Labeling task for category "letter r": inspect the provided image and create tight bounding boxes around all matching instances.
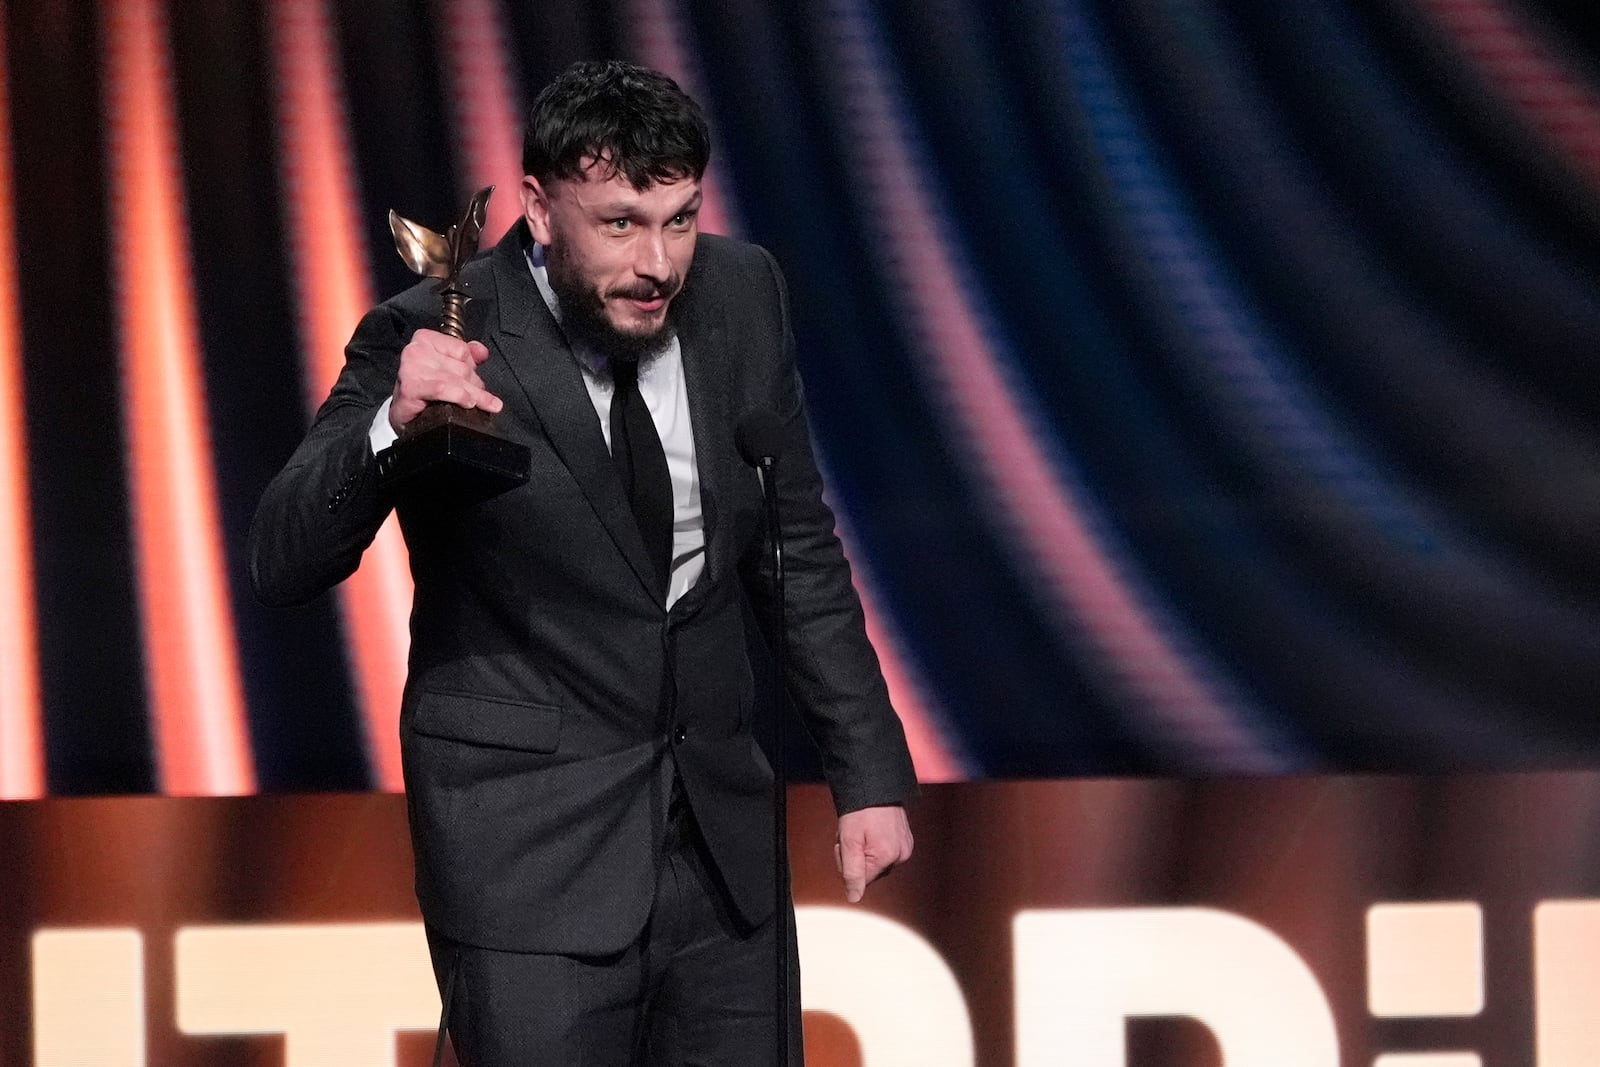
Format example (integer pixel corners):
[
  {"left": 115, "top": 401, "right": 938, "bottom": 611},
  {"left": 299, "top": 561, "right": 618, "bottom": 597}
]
[{"left": 1014, "top": 908, "right": 1339, "bottom": 1067}]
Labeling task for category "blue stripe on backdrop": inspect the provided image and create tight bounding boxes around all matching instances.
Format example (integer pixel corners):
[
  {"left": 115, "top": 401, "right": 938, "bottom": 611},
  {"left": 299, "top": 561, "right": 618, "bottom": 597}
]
[
  {"left": 1136, "top": 0, "right": 1600, "bottom": 751},
  {"left": 681, "top": 0, "right": 1146, "bottom": 775},
  {"left": 820, "top": 0, "right": 1297, "bottom": 770},
  {"left": 1051, "top": 0, "right": 1576, "bottom": 759}
]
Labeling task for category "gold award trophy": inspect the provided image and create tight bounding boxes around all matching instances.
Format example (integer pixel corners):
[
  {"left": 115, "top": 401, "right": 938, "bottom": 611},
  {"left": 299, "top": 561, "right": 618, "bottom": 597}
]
[{"left": 374, "top": 186, "right": 531, "bottom": 499}]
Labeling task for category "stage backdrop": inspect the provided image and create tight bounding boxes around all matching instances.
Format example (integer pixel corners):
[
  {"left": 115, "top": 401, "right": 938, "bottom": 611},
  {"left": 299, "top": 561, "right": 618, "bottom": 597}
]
[{"left": 4, "top": 0, "right": 1600, "bottom": 796}]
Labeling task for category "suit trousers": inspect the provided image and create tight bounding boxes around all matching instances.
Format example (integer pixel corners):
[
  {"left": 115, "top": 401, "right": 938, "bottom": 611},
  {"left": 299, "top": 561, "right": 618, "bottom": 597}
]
[{"left": 426, "top": 806, "right": 804, "bottom": 1066}]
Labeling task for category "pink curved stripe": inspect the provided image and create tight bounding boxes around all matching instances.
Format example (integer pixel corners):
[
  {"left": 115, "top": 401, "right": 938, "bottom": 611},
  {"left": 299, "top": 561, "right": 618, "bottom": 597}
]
[
  {"left": 0, "top": 8, "right": 43, "bottom": 799},
  {"left": 815, "top": 4, "right": 1272, "bottom": 769},
  {"left": 623, "top": 0, "right": 968, "bottom": 780},
  {"left": 620, "top": 0, "right": 738, "bottom": 236},
  {"left": 835, "top": 515, "right": 969, "bottom": 781},
  {"left": 1422, "top": 0, "right": 1600, "bottom": 187},
  {"left": 269, "top": 0, "right": 412, "bottom": 790},
  {"left": 433, "top": 0, "right": 526, "bottom": 242}
]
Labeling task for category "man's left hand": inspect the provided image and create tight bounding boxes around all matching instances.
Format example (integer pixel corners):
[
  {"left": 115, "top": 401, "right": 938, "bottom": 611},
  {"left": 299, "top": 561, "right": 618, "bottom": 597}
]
[{"left": 835, "top": 805, "right": 914, "bottom": 903}]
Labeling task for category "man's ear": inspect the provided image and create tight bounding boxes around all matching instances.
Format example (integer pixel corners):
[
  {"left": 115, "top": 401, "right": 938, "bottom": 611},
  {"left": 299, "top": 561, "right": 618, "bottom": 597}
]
[{"left": 521, "top": 175, "right": 553, "bottom": 245}]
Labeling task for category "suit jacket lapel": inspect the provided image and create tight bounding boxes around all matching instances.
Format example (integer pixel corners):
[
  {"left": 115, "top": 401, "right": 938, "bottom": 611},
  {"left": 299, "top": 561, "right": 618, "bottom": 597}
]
[
  {"left": 485, "top": 225, "right": 662, "bottom": 601},
  {"left": 675, "top": 264, "right": 733, "bottom": 589}
]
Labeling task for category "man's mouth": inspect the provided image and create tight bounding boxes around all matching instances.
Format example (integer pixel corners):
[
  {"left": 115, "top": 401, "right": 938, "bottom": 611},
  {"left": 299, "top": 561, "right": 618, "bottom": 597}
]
[{"left": 610, "top": 281, "right": 677, "bottom": 313}]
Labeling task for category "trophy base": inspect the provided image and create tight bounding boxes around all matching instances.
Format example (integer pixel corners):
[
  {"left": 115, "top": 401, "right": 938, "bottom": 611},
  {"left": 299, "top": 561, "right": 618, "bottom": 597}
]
[{"left": 375, "top": 405, "right": 530, "bottom": 502}]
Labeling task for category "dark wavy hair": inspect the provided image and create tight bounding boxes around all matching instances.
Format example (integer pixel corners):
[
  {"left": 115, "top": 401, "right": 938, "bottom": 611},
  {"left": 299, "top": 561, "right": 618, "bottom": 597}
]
[{"left": 522, "top": 60, "right": 710, "bottom": 189}]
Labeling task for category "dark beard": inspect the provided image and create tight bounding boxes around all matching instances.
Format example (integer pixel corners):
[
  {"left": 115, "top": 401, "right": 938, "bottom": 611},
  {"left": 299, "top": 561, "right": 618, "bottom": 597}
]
[{"left": 546, "top": 241, "right": 681, "bottom": 366}]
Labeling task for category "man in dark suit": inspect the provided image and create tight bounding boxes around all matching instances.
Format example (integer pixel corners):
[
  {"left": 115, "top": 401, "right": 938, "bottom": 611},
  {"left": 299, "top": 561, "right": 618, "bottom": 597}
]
[{"left": 249, "top": 60, "right": 916, "bottom": 1064}]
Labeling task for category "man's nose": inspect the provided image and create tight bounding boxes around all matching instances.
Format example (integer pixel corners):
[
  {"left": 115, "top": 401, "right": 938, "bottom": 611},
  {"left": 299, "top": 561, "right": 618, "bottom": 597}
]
[{"left": 635, "top": 231, "right": 670, "bottom": 282}]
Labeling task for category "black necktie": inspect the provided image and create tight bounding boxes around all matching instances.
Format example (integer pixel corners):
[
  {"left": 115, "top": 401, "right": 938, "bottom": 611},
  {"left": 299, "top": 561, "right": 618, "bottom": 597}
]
[{"left": 609, "top": 358, "right": 674, "bottom": 598}]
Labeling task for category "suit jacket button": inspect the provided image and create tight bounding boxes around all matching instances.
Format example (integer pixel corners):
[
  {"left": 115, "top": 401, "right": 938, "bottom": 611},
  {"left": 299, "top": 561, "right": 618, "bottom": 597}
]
[{"left": 673, "top": 726, "right": 687, "bottom": 744}]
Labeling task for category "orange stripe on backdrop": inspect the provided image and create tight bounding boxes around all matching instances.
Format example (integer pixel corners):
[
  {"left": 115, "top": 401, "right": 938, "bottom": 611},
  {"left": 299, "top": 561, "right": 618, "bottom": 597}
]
[
  {"left": 268, "top": 0, "right": 410, "bottom": 790},
  {"left": 622, "top": 2, "right": 967, "bottom": 779},
  {"left": 102, "top": 0, "right": 255, "bottom": 795},
  {"left": 433, "top": 0, "right": 526, "bottom": 241},
  {"left": 0, "top": 2, "right": 44, "bottom": 800}
]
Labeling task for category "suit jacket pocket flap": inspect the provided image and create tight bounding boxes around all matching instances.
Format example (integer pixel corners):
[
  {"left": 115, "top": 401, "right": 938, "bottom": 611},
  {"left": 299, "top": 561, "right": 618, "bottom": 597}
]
[{"left": 412, "top": 690, "right": 562, "bottom": 752}]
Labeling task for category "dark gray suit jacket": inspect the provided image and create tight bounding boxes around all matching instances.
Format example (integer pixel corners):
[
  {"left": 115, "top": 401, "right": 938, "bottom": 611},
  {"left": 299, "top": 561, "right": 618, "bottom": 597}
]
[{"left": 249, "top": 223, "right": 917, "bottom": 954}]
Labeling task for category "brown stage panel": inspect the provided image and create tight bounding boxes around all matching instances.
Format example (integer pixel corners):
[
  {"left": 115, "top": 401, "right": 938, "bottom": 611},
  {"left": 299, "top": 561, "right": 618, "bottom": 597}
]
[{"left": 5, "top": 776, "right": 1600, "bottom": 1066}]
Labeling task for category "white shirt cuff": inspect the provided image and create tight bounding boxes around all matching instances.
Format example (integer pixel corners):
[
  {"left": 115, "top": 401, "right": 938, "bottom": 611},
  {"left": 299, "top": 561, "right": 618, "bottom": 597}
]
[{"left": 369, "top": 397, "right": 399, "bottom": 454}]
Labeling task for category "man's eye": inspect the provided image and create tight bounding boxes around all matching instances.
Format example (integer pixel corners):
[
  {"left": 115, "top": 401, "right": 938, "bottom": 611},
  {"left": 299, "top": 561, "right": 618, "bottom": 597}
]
[
  {"left": 607, "top": 218, "right": 631, "bottom": 232},
  {"left": 670, "top": 212, "right": 696, "bottom": 229}
]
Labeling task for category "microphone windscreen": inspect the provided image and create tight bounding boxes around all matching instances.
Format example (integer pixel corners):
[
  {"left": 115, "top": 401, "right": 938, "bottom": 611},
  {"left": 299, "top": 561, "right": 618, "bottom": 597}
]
[{"left": 736, "top": 410, "right": 786, "bottom": 467}]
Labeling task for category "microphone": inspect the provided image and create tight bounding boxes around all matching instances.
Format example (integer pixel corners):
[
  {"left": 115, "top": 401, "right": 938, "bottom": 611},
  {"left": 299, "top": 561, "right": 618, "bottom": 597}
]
[
  {"left": 736, "top": 409, "right": 785, "bottom": 612},
  {"left": 736, "top": 410, "right": 786, "bottom": 470},
  {"left": 737, "top": 408, "right": 792, "bottom": 1066}
]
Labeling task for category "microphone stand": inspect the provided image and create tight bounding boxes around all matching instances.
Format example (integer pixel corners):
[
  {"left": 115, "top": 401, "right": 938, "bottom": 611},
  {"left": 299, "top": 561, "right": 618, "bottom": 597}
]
[{"left": 754, "top": 454, "right": 790, "bottom": 1067}]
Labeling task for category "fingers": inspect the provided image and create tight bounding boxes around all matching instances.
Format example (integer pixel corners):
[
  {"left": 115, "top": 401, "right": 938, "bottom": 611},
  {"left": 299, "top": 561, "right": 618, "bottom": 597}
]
[
  {"left": 836, "top": 805, "right": 914, "bottom": 904},
  {"left": 390, "top": 330, "right": 504, "bottom": 430},
  {"left": 840, "top": 833, "right": 869, "bottom": 904}
]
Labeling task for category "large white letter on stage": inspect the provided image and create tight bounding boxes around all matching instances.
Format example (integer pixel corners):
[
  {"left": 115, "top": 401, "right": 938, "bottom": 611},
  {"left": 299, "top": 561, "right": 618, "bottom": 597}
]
[
  {"left": 33, "top": 929, "right": 146, "bottom": 1067},
  {"left": 1535, "top": 900, "right": 1600, "bottom": 1067},
  {"left": 174, "top": 924, "right": 439, "bottom": 1067},
  {"left": 1014, "top": 908, "right": 1339, "bottom": 1067},
  {"left": 797, "top": 906, "right": 975, "bottom": 1067}
]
